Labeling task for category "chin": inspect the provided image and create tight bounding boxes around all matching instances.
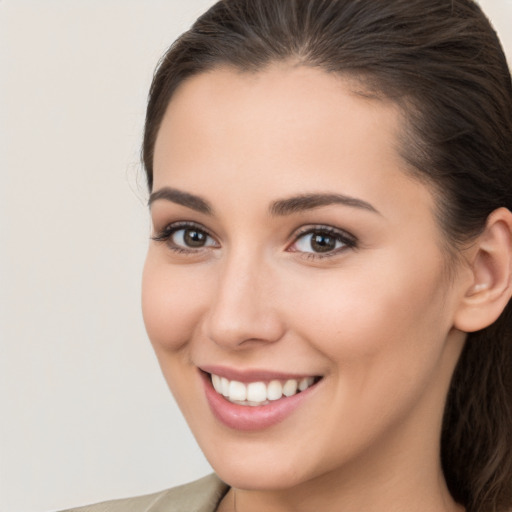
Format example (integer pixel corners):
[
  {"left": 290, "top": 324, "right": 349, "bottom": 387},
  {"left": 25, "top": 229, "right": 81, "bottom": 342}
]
[{"left": 212, "top": 460, "right": 309, "bottom": 491}]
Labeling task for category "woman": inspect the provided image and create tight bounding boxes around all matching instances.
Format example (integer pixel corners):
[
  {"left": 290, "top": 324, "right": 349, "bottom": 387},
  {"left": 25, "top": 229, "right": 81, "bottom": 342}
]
[{"left": 66, "top": 0, "right": 512, "bottom": 511}]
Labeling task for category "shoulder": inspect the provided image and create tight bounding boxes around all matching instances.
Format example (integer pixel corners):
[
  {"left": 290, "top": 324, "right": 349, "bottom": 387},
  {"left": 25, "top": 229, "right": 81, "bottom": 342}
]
[{"left": 59, "top": 474, "right": 229, "bottom": 512}]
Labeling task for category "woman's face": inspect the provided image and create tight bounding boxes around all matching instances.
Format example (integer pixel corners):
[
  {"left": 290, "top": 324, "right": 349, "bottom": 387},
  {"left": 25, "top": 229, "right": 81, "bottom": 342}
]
[{"left": 142, "top": 65, "right": 467, "bottom": 491}]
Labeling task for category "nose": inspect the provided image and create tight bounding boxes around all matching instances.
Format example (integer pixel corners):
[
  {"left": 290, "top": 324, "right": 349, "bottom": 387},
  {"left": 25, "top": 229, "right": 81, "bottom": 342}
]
[{"left": 202, "top": 252, "right": 285, "bottom": 349}]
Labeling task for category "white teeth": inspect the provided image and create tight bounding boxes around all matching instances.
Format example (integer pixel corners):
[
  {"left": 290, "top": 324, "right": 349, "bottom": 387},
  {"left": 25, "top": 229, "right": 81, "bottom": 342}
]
[
  {"left": 247, "top": 382, "right": 267, "bottom": 402},
  {"left": 211, "top": 374, "right": 222, "bottom": 394},
  {"left": 283, "top": 379, "right": 298, "bottom": 397},
  {"left": 267, "top": 380, "right": 283, "bottom": 400},
  {"left": 210, "top": 374, "right": 317, "bottom": 405},
  {"left": 228, "top": 380, "right": 247, "bottom": 401},
  {"left": 221, "top": 377, "right": 230, "bottom": 397},
  {"left": 299, "top": 377, "right": 314, "bottom": 391}
]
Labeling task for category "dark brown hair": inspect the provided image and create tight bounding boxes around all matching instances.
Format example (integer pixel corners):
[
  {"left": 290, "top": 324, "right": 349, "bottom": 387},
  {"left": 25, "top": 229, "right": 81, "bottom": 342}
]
[{"left": 142, "top": 1, "right": 512, "bottom": 510}]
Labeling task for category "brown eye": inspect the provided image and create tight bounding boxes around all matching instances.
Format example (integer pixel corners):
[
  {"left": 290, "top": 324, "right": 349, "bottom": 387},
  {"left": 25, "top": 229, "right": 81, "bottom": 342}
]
[
  {"left": 294, "top": 230, "right": 344, "bottom": 254},
  {"left": 289, "top": 226, "right": 356, "bottom": 257},
  {"left": 309, "top": 233, "right": 338, "bottom": 253},
  {"left": 171, "top": 227, "right": 216, "bottom": 248},
  {"left": 183, "top": 229, "right": 208, "bottom": 247}
]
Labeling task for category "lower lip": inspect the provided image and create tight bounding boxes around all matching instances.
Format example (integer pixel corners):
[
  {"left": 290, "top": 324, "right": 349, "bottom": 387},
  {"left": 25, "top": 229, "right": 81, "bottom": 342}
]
[{"left": 200, "top": 371, "right": 319, "bottom": 431}]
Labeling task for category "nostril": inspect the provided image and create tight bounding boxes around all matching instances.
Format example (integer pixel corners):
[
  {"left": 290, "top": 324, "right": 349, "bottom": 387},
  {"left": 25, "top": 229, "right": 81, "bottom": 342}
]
[{"left": 204, "top": 307, "right": 286, "bottom": 349}]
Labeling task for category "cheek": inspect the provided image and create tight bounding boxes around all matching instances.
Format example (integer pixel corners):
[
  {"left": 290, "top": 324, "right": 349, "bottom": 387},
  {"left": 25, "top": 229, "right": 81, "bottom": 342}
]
[
  {"left": 286, "top": 251, "right": 450, "bottom": 367},
  {"left": 141, "top": 254, "right": 208, "bottom": 352}
]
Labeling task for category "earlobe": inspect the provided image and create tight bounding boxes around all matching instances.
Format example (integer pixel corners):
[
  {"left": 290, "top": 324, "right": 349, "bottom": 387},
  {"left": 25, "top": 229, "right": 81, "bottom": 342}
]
[{"left": 454, "top": 207, "right": 512, "bottom": 333}]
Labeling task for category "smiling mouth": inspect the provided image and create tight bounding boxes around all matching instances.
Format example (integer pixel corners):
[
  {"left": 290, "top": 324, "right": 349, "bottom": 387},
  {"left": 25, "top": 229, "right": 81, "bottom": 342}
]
[{"left": 209, "top": 373, "right": 322, "bottom": 406}]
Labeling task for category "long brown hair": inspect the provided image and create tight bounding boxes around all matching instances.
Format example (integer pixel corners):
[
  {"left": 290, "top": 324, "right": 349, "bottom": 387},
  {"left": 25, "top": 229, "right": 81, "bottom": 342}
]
[{"left": 142, "top": 1, "right": 512, "bottom": 510}]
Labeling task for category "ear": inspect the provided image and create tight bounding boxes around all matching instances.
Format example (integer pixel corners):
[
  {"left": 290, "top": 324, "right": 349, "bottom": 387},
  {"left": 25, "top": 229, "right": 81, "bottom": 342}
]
[{"left": 454, "top": 207, "right": 512, "bottom": 333}]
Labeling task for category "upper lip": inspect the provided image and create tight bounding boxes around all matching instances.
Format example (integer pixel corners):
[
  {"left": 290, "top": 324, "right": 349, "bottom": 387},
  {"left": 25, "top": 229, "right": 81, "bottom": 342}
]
[{"left": 199, "top": 365, "right": 321, "bottom": 383}]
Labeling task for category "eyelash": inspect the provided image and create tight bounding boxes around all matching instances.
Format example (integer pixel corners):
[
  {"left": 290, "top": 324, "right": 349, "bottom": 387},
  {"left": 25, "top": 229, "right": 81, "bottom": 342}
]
[
  {"left": 152, "top": 222, "right": 357, "bottom": 259},
  {"left": 287, "top": 225, "right": 357, "bottom": 260},
  {"left": 151, "top": 221, "right": 218, "bottom": 254}
]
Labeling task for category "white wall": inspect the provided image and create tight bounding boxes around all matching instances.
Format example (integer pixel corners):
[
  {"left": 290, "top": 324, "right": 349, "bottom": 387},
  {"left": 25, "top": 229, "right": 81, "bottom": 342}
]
[
  {"left": 1, "top": 1, "right": 511, "bottom": 511},
  {"left": 0, "top": 2, "right": 216, "bottom": 512}
]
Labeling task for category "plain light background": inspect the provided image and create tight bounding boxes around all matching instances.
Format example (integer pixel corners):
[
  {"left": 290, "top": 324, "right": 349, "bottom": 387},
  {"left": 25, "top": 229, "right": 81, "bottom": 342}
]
[{"left": 1, "top": 1, "right": 511, "bottom": 511}]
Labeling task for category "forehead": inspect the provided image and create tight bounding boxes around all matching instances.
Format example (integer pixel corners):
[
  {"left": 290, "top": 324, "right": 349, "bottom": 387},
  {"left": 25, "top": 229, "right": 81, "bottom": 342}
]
[
  {"left": 152, "top": 64, "right": 433, "bottom": 221},
  {"left": 155, "top": 64, "right": 402, "bottom": 160}
]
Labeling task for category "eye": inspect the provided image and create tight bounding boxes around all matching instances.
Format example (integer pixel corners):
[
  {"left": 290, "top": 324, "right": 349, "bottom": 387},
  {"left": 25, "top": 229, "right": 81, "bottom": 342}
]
[
  {"left": 171, "top": 227, "right": 216, "bottom": 248},
  {"left": 152, "top": 222, "right": 218, "bottom": 252},
  {"left": 288, "top": 226, "right": 356, "bottom": 257}
]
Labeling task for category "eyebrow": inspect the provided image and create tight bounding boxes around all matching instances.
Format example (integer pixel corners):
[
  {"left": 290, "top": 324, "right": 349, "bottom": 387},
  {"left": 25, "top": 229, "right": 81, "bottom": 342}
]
[
  {"left": 269, "top": 193, "right": 380, "bottom": 216},
  {"left": 148, "top": 187, "right": 379, "bottom": 217},
  {"left": 148, "top": 187, "right": 213, "bottom": 215}
]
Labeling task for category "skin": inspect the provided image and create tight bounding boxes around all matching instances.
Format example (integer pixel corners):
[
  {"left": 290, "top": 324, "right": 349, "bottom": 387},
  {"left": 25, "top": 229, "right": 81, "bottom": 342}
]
[{"left": 142, "top": 64, "right": 472, "bottom": 512}]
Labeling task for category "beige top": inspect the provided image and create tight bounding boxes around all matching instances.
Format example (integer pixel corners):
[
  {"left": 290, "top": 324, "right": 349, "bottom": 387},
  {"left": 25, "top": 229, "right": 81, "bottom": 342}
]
[{"left": 60, "top": 474, "right": 229, "bottom": 512}]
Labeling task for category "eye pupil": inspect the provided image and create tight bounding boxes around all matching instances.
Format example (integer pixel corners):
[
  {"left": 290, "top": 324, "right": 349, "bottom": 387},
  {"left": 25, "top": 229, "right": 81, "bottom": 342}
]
[
  {"left": 311, "top": 233, "right": 336, "bottom": 253},
  {"left": 184, "top": 229, "right": 207, "bottom": 247}
]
